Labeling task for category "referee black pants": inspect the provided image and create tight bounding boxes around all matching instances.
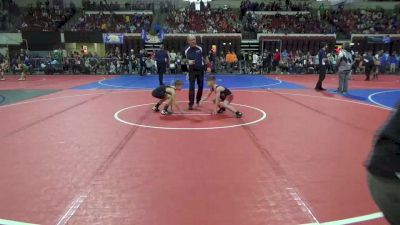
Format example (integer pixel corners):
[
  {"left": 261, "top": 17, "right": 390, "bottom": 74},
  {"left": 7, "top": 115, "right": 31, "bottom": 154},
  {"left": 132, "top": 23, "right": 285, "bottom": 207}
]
[
  {"left": 139, "top": 63, "right": 145, "bottom": 76},
  {"left": 188, "top": 70, "right": 204, "bottom": 107},
  {"left": 365, "top": 66, "right": 372, "bottom": 81},
  {"left": 315, "top": 65, "right": 326, "bottom": 90},
  {"left": 157, "top": 64, "right": 166, "bottom": 85}
]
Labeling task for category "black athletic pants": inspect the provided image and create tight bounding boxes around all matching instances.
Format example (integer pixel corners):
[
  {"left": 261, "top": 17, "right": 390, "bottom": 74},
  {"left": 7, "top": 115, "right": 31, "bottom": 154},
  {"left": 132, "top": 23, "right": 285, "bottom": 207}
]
[
  {"left": 365, "top": 65, "right": 372, "bottom": 81},
  {"left": 315, "top": 65, "right": 326, "bottom": 90},
  {"left": 139, "top": 63, "right": 145, "bottom": 76},
  {"left": 188, "top": 69, "right": 204, "bottom": 107},
  {"left": 157, "top": 64, "right": 166, "bottom": 85}
]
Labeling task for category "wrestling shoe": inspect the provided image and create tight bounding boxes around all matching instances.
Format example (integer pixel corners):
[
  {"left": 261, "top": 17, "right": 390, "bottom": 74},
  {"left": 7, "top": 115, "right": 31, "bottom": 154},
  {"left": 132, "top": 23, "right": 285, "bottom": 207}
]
[
  {"left": 235, "top": 111, "right": 243, "bottom": 118},
  {"left": 161, "top": 109, "right": 172, "bottom": 115},
  {"left": 152, "top": 106, "right": 160, "bottom": 112},
  {"left": 217, "top": 108, "right": 226, "bottom": 114}
]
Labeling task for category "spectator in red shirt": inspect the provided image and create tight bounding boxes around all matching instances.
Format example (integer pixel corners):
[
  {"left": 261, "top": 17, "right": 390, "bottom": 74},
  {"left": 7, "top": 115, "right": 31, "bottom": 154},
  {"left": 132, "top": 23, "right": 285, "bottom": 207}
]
[{"left": 272, "top": 49, "right": 281, "bottom": 73}]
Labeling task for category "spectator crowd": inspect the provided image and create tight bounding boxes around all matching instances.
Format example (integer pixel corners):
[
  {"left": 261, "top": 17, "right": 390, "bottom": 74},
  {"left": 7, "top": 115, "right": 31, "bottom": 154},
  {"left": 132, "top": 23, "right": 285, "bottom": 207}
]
[
  {"left": 323, "top": 7, "right": 400, "bottom": 37},
  {"left": 82, "top": 0, "right": 154, "bottom": 11},
  {"left": 2, "top": 46, "right": 399, "bottom": 77},
  {"left": 2, "top": 0, "right": 400, "bottom": 77},
  {"left": 7, "top": 0, "right": 399, "bottom": 36},
  {"left": 164, "top": 3, "right": 241, "bottom": 33},
  {"left": 0, "top": 0, "right": 19, "bottom": 31},
  {"left": 70, "top": 13, "right": 152, "bottom": 33},
  {"left": 243, "top": 13, "right": 335, "bottom": 34},
  {"left": 19, "top": 0, "right": 75, "bottom": 31},
  {"left": 240, "top": 0, "right": 311, "bottom": 19}
]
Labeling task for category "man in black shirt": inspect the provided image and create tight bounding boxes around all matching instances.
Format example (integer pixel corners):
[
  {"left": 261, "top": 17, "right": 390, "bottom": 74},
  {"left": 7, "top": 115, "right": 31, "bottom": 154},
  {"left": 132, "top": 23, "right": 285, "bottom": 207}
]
[
  {"left": 364, "top": 51, "right": 374, "bottom": 81},
  {"left": 366, "top": 104, "right": 400, "bottom": 224},
  {"left": 0, "top": 52, "right": 6, "bottom": 81},
  {"left": 184, "top": 34, "right": 206, "bottom": 110},
  {"left": 155, "top": 45, "right": 169, "bottom": 86},
  {"left": 138, "top": 49, "right": 146, "bottom": 76},
  {"left": 129, "top": 49, "right": 136, "bottom": 74},
  {"left": 123, "top": 53, "right": 129, "bottom": 74},
  {"left": 208, "top": 49, "right": 217, "bottom": 73},
  {"left": 315, "top": 43, "right": 328, "bottom": 91},
  {"left": 262, "top": 51, "right": 272, "bottom": 74}
]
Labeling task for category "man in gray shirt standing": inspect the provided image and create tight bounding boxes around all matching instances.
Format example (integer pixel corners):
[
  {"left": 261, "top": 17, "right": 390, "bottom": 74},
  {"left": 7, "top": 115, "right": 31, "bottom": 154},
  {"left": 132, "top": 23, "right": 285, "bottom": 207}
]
[{"left": 336, "top": 43, "right": 353, "bottom": 94}]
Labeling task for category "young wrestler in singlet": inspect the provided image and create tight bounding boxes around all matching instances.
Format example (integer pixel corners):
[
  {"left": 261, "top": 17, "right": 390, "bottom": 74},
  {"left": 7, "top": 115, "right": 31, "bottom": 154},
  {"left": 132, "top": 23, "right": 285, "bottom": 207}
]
[
  {"left": 151, "top": 80, "right": 184, "bottom": 115},
  {"left": 201, "top": 76, "right": 243, "bottom": 118}
]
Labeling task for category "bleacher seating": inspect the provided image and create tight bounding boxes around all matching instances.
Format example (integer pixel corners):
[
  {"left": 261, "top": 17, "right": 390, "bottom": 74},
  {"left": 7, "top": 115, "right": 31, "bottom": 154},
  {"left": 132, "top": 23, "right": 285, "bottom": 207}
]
[
  {"left": 70, "top": 13, "right": 152, "bottom": 33},
  {"left": 19, "top": 4, "right": 75, "bottom": 31},
  {"left": 243, "top": 12, "right": 335, "bottom": 34},
  {"left": 164, "top": 6, "right": 241, "bottom": 33},
  {"left": 323, "top": 8, "right": 400, "bottom": 36}
]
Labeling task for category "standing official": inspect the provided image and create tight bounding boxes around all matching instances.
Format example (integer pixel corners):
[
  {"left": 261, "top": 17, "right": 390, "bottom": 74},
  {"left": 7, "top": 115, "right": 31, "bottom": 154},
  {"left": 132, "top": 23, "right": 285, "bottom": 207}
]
[
  {"left": 184, "top": 34, "right": 205, "bottom": 110},
  {"left": 364, "top": 51, "right": 374, "bottom": 81},
  {"left": 138, "top": 49, "right": 146, "bottom": 76},
  {"left": 336, "top": 43, "right": 353, "bottom": 94},
  {"left": 155, "top": 45, "right": 169, "bottom": 85},
  {"left": 315, "top": 43, "right": 328, "bottom": 91},
  {"left": 208, "top": 49, "right": 217, "bottom": 73},
  {"left": 129, "top": 49, "right": 137, "bottom": 74},
  {"left": 0, "top": 52, "right": 6, "bottom": 81}
]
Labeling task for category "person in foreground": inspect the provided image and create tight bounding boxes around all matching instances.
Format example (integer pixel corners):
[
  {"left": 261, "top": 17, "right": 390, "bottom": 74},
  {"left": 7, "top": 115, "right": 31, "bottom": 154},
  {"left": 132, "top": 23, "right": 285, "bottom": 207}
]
[
  {"left": 365, "top": 104, "right": 400, "bottom": 225},
  {"left": 201, "top": 76, "right": 243, "bottom": 118},
  {"left": 151, "top": 80, "right": 184, "bottom": 115}
]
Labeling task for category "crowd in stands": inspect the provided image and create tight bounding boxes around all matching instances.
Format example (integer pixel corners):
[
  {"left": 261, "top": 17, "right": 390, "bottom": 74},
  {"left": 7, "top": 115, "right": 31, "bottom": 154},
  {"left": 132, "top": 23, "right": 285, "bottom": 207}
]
[
  {"left": 19, "top": 1, "right": 75, "bottom": 31},
  {"left": 209, "top": 49, "right": 322, "bottom": 74},
  {"left": 0, "top": 10, "right": 8, "bottom": 30},
  {"left": 1, "top": 46, "right": 183, "bottom": 75},
  {"left": 82, "top": 0, "right": 154, "bottom": 11},
  {"left": 165, "top": 3, "right": 241, "bottom": 33},
  {"left": 70, "top": 13, "right": 152, "bottom": 33},
  {"left": 161, "top": 0, "right": 397, "bottom": 35},
  {"left": 243, "top": 12, "right": 335, "bottom": 34},
  {"left": 256, "top": 49, "right": 399, "bottom": 75},
  {"left": 205, "top": 48, "right": 400, "bottom": 76},
  {"left": 240, "top": 0, "right": 311, "bottom": 19},
  {"left": 7, "top": 0, "right": 398, "bottom": 36},
  {"left": 3, "top": 45, "right": 399, "bottom": 76},
  {"left": 0, "top": 0, "right": 19, "bottom": 31},
  {"left": 323, "top": 8, "right": 400, "bottom": 36}
]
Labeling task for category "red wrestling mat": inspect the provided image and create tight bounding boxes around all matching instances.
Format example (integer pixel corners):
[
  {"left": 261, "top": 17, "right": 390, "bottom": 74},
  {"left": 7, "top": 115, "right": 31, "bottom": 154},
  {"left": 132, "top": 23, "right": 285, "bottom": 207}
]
[
  {"left": 0, "top": 88, "right": 390, "bottom": 225},
  {"left": 115, "top": 101, "right": 265, "bottom": 130}
]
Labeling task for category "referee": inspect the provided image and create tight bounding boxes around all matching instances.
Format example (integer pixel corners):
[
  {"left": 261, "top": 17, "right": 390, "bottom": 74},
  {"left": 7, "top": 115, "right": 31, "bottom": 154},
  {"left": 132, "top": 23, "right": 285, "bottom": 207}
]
[
  {"left": 315, "top": 43, "right": 328, "bottom": 91},
  {"left": 184, "top": 34, "right": 205, "bottom": 110},
  {"left": 155, "top": 45, "right": 169, "bottom": 85}
]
